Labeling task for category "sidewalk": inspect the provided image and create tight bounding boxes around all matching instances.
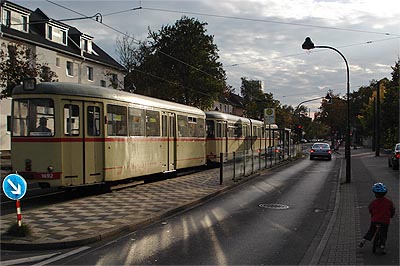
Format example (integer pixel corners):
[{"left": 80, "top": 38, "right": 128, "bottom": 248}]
[
  {"left": 313, "top": 147, "right": 399, "bottom": 265},
  {"left": 0, "top": 165, "right": 266, "bottom": 250}
]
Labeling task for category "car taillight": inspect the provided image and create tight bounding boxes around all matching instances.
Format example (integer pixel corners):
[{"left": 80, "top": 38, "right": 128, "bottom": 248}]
[
  {"left": 310, "top": 149, "right": 315, "bottom": 153},
  {"left": 328, "top": 150, "right": 332, "bottom": 154},
  {"left": 396, "top": 153, "right": 400, "bottom": 159}
]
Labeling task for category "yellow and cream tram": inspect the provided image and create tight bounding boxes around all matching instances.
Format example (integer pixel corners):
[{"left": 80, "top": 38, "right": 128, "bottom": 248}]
[
  {"left": 205, "top": 111, "right": 278, "bottom": 163},
  {"left": 11, "top": 81, "right": 206, "bottom": 188}
]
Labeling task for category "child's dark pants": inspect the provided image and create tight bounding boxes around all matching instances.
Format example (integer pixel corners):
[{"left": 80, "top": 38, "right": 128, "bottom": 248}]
[{"left": 363, "top": 222, "right": 389, "bottom": 245}]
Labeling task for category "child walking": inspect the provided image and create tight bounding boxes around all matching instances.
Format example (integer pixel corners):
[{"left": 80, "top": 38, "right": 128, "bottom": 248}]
[{"left": 359, "top": 182, "right": 395, "bottom": 253}]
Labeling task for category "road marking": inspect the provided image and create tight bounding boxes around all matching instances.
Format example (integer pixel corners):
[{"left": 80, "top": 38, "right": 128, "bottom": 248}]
[
  {"left": 32, "top": 246, "right": 90, "bottom": 266},
  {"left": 2, "top": 252, "right": 61, "bottom": 266}
]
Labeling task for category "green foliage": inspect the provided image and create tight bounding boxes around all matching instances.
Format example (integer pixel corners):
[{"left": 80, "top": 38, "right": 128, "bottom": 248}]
[
  {"left": 5, "top": 222, "right": 32, "bottom": 237},
  {"left": 121, "top": 16, "right": 227, "bottom": 109},
  {"left": 0, "top": 42, "right": 57, "bottom": 99}
]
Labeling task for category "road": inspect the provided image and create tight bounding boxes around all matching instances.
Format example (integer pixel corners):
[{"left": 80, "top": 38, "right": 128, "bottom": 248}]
[
  {"left": 2, "top": 148, "right": 398, "bottom": 265},
  {"left": 40, "top": 154, "right": 338, "bottom": 265}
]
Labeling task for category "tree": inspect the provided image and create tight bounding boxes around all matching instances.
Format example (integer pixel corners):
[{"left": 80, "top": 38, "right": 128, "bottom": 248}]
[
  {"left": 0, "top": 42, "right": 57, "bottom": 99},
  {"left": 240, "top": 78, "right": 265, "bottom": 119},
  {"left": 381, "top": 60, "right": 399, "bottom": 146},
  {"left": 120, "top": 16, "right": 227, "bottom": 109}
]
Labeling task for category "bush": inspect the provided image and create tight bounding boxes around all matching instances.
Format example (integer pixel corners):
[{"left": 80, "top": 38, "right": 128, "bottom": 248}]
[{"left": 5, "top": 222, "right": 31, "bottom": 237}]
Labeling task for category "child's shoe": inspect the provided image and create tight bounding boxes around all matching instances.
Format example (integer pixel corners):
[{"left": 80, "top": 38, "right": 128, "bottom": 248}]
[{"left": 358, "top": 239, "right": 366, "bottom": 248}]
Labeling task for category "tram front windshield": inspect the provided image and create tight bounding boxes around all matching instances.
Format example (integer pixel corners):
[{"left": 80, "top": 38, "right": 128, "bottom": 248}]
[{"left": 13, "top": 99, "right": 55, "bottom": 137}]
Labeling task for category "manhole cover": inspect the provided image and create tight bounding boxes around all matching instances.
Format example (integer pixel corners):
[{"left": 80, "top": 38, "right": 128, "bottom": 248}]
[{"left": 259, "top": 203, "right": 289, "bottom": 210}]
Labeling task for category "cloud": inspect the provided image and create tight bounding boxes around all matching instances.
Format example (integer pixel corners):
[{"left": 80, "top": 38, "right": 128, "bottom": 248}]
[{"left": 14, "top": 0, "right": 400, "bottom": 111}]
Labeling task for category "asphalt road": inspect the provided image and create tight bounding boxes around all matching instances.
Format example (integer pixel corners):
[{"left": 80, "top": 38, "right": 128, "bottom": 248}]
[{"left": 46, "top": 155, "right": 339, "bottom": 265}]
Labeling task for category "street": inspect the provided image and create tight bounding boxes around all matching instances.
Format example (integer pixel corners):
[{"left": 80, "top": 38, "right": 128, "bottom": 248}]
[
  {"left": 30, "top": 153, "right": 339, "bottom": 265},
  {"left": 1, "top": 148, "right": 398, "bottom": 265}
]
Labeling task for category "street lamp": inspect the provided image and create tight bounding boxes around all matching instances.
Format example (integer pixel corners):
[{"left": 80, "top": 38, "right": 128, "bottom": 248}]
[{"left": 302, "top": 37, "right": 351, "bottom": 183}]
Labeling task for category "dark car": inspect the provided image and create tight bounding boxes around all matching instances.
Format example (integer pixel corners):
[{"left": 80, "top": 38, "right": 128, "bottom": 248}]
[
  {"left": 310, "top": 142, "right": 332, "bottom": 160},
  {"left": 388, "top": 143, "right": 400, "bottom": 170}
]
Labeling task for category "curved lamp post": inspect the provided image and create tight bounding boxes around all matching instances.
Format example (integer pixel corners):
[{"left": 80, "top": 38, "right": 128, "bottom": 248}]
[{"left": 302, "top": 37, "right": 351, "bottom": 183}]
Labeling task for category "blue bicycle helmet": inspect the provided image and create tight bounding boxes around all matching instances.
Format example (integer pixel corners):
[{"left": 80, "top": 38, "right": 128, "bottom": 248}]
[{"left": 372, "top": 182, "right": 387, "bottom": 193}]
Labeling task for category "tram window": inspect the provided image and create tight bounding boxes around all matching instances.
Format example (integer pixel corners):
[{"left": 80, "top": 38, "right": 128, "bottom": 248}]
[
  {"left": 234, "top": 123, "right": 242, "bottom": 137},
  {"left": 227, "top": 124, "right": 235, "bottom": 138},
  {"left": 188, "top": 117, "right": 197, "bottom": 137},
  {"left": 64, "top": 104, "right": 80, "bottom": 136},
  {"left": 162, "top": 115, "right": 168, "bottom": 137},
  {"left": 177, "top": 115, "right": 188, "bottom": 137},
  {"left": 107, "top": 105, "right": 127, "bottom": 136},
  {"left": 87, "top": 106, "right": 100, "bottom": 136},
  {"left": 12, "top": 99, "right": 54, "bottom": 137},
  {"left": 129, "top": 107, "right": 145, "bottom": 136},
  {"left": 145, "top": 110, "right": 160, "bottom": 137},
  {"left": 216, "top": 123, "right": 222, "bottom": 138},
  {"left": 197, "top": 118, "right": 205, "bottom": 138},
  {"left": 206, "top": 120, "right": 215, "bottom": 138}
]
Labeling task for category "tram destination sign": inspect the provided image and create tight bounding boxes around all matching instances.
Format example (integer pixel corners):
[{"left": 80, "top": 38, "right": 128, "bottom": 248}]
[{"left": 2, "top": 173, "right": 27, "bottom": 200}]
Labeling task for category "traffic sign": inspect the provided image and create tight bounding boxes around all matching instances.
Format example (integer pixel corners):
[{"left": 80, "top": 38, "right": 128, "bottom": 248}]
[
  {"left": 264, "top": 108, "right": 275, "bottom": 124},
  {"left": 2, "top": 174, "right": 27, "bottom": 200}
]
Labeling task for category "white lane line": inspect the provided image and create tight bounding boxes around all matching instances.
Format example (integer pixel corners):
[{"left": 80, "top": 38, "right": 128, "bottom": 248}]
[
  {"left": 2, "top": 252, "right": 61, "bottom": 266},
  {"left": 32, "top": 246, "right": 91, "bottom": 266}
]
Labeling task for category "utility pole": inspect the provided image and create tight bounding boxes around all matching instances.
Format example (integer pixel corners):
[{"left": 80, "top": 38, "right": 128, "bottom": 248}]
[{"left": 375, "top": 81, "right": 381, "bottom": 156}]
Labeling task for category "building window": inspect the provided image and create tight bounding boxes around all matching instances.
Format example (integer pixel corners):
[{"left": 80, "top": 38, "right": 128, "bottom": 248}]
[
  {"left": 47, "top": 25, "right": 52, "bottom": 40},
  {"left": 66, "top": 61, "right": 74, "bottom": 76},
  {"left": 83, "top": 39, "right": 88, "bottom": 51},
  {"left": 100, "top": 80, "right": 106, "bottom": 87},
  {"left": 56, "top": 57, "right": 60, "bottom": 67},
  {"left": 3, "top": 10, "right": 11, "bottom": 27},
  {"left": 87, "top": 66, "right": 93, "bottom": 81},
  {"left": 22, "top": 16, "right": 28, "bottom": 32},
  {"left": 62, "top": 31, "right": 67, "bottom": 45},
  {"left": 111, "top": 74, "right": 118, "bottom": 86}
]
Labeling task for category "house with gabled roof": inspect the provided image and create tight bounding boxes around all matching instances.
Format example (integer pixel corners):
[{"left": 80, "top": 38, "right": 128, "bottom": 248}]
[{"left": 0, "top": 0, "right": 126, "bottom": 150}]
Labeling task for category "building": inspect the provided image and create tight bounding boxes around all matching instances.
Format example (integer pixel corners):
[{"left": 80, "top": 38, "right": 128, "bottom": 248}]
[
  {"left": 210, "top": 92, "right": 245, "bottom": 117},
  {"left": 0, "top": 0, "right": 126, "bottom": 150}
]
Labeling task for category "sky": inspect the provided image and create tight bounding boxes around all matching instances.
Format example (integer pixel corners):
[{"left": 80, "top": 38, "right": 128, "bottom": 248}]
[{"left": 14, "top": 0, "right": 400, "bottom": 115}]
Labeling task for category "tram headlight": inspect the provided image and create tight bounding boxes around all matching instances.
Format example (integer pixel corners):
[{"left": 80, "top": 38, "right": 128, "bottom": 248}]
[{"left": 47, "top": 165, "right": 54, "bottom": 172}]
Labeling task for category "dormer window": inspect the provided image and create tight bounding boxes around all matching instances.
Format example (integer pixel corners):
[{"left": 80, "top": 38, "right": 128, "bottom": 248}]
[
  {"left": 45, "top": 21, "right": 69, "bottom": 46},
  {"left": 80, "top": 36, "right": 93, "bottom": 54},
  {"left": 47, "top": 25, "right": 53, "bottom": 40},
  {"left": 3, "top": 10, "right": 11, "bottom": 27},
  {"left": 62, "top": 31, "right": 67, "bottom": 45},
  {"left": 22, "top": 16, "right": 27, "bottom": 32},
  {"left": 1, "top": 3, "right": 31, "bottom": 32}
]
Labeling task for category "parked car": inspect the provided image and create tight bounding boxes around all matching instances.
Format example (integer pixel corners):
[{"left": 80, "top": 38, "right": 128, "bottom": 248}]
[
  {"left": 310, "top": 142, "right": 332, "bottom": 160},
  {"left": 388, "top": 143, "right": 400, "bottom": 170}
]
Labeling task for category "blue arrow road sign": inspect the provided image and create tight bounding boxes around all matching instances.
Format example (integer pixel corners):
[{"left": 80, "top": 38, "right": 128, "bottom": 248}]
[{"left": 2, "top": 174, "right": 27, "bottom": 200}]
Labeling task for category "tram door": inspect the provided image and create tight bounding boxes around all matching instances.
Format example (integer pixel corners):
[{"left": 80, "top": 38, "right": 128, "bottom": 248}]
[
  {"left": 84, "top": 102, "right": 104, "bottom": 184},
  {"left": 162, "top": 112, "right": 176, "bottom": 172},
  {"left": 62, "top": 101, "right": 84, "bottom": 186}
]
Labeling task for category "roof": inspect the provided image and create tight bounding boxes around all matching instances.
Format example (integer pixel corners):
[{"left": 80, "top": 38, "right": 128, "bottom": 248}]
[
  {"left": 12, "top": 82, "right": 205, "bottom": 116},
  {"left": 0, "top": 1, "right": 125, "bottom": 71}
]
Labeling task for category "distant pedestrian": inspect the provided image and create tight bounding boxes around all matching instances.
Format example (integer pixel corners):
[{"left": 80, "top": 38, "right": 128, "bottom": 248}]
[{"left": 359, "top": 182, "right": 395, "bottom": 252}]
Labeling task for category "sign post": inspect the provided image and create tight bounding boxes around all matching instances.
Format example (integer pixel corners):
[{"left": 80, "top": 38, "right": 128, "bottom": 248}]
[{"left": 2, "top": 173, "right": 28, "bottom": 226}]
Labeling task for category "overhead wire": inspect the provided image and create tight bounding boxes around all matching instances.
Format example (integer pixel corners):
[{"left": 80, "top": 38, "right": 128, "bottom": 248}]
[{"left": 41, "top": 0, "right": 398, "bottom": 107}]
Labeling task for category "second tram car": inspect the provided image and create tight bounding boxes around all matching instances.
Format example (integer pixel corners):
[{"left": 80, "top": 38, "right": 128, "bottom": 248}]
[
  {"left": 11, "top": 81, "right": 206, "bottom": 188},
  {"left": 205, "top": 111, "right": 278, "bottom": 163}
]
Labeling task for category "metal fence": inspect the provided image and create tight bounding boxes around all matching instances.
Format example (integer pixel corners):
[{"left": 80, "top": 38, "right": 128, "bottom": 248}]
[{"left": 219, "top": 144, "right": 301, "bottom": 184}]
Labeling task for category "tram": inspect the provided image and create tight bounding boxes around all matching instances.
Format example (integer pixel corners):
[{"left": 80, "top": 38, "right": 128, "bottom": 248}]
[
  {"left": 205, "top": 111, "right": 278, "bottom": 163},
  {"left": 11, "top": 81, "right": 206, "bottom": 188}
]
